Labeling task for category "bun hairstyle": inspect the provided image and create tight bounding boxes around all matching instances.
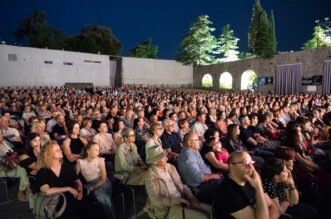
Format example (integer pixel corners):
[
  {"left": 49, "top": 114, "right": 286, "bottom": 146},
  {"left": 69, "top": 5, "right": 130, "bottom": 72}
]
[{"left": 81, "top": 142, "right": 98, "bottom": 158}]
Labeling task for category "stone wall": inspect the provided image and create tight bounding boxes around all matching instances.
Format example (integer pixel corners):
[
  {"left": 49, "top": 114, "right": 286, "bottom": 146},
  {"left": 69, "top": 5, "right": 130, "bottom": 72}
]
[{"left": 193, "top": 47, "right": 331, "bottom": 94}]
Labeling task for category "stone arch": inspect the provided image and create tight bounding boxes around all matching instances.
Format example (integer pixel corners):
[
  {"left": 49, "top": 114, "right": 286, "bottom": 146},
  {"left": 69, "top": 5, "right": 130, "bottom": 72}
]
[
  {"left": 219, "top": 72, "right": 233, "bottom": 89},
  {"left": 241, "top": 70, "right": 257, "bottom": 90},
  {"left": 202, "top": 73, "right": 213, "bottom": 88}
]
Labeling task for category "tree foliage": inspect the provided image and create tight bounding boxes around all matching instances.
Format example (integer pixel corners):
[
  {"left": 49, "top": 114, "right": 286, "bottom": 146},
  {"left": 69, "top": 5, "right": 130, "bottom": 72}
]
[
  {"left": 216, "top": 24, "right": 240, "bottom": 63},
  {"left": 65, "top": 25, "right": 122, "bottom": 56},
  {"left": 248, "top": 0, "right": 277, "bottom": 58},
  {"left": 13, "top": 11, "right": 67, "bottom": 49},
  {"left": 129, "top": 38, "right": 158, "bottom": 58},
  {"left": 301, "top": 25, "right": 331, "bottom": 50},
  {"left": 177, "top": 15, "right": 218, "bottom": 65}
]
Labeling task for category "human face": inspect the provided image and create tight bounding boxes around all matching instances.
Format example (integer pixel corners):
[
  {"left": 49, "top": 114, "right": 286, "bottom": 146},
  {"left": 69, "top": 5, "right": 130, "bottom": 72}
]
[
  {"left": 165, "top": 121, "right": 174, "bottom": 133},
  {"left": 52, "top": 144, "right": 63, "bottom": 159},
  {"left": 126, "top": 131, "right": 136, "bottom": 143},
  {"left": 236, "top": 126, "right": 240, "bottom": 135},
  {"left": 99, "top": 123, "right": 108, "bottom": 133},
  {"left": 154, "top": 125, "right": 163, "bottom": 137},
  {"left": 212, "top": 131, "right": 220, "bottom": 144},
  {"left": 72, "top": 124, "right": 80, "bottom": 135},
  {"left": 87, "top": 144, "right": 100, "bottom": 159},
  {"left": 36, "top": 124, "right": 45, "bottom": 133},
  {"left": 231, "top": 153, "right": 255, "bottom": 180},
  {"left": 0, "top": 130, "right": 3, "bottom": 142},
  {"left": 284, "top": 159, "right": 294, "bottom": 171},
  {"left": 274, "top": 166, "right": 289, "bottom": 183},
  {"left": 31, "top": 136, "right": 41, "bottom": 148},
  {"left": 155, "top": 155, "right": 168, "bottom": 168},
  {"left": 119, "top": 121, "right": 125, "bottom": 130},
  {"left": 189, "top": 134, "right": 200, "bottom": 151}
]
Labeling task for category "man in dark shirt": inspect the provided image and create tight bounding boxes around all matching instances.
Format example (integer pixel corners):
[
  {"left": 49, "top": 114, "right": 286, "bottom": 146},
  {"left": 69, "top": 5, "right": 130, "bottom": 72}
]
[
  {"left": 239, "top": 115, "right": 274, "bottom": 159},
  {"left": 213, "top": 151, "right": 278, "bottom": 219},
  {"left": 160, "top": 119, "right": 182, "bottom": 158}
]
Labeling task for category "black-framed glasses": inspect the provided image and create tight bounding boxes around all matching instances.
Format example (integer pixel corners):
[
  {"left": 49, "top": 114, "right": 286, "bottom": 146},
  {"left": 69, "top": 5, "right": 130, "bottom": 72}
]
[
  {"left": 191, "top": 138, "right": 200, "bottom": 142},
  {"left": 128, "top": 134, "right": 136, "bottom": 137},
  {"left": 232, "top": 160, "right": 255, "bottom": 167}
]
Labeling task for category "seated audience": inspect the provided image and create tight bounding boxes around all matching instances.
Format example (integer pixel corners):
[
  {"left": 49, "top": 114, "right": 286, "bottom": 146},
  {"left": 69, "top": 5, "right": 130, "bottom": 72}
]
[
  {"left": 145, "top": 145, "right": 211, "bottom": 219},
  {"left": 177, "top": 132, "right": 223, "bottom": 203}
]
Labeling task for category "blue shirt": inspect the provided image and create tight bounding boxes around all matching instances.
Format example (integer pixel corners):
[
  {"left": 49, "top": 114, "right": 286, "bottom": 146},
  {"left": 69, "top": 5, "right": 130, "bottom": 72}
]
[
  {"left": 177, "top": 147, "right": 212, "bottom": 187},
  {"left": 160, "top": 131, "right": 182, "bottom": 154}
]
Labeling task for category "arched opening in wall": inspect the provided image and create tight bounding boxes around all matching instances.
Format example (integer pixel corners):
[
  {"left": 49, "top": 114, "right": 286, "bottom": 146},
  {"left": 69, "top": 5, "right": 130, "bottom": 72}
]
[
  {"left": 219, "top": 72, "right": 233, "bottom": 89},
  {"left": 241, "top": 70, "right": 257, "bottom": 90},
  {"left": 202, "top": 73, "right": 213, "bottom": 88}
]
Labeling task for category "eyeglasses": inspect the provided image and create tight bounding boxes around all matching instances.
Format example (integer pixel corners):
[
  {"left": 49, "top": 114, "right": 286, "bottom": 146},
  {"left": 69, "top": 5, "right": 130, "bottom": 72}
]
[
  {"left": 167, "top": 124, "right": 174, "bottom": 127},
  {"left": 157, "top": 128, "right": 163, "bottom": 130},
  {"left": 190, "top": 138, "right": 200, "bottom": 142},
  {"left": 127, "top": 134, "right": 136, "bottom": 137},
  {"left": 232, "top": 160, "right": 255, "bottom": 167}
]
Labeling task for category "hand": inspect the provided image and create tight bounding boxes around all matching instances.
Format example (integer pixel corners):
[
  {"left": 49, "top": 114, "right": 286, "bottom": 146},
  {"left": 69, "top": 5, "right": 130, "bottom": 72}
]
[
  {"left": 243, "top": 168, "right": 262, "bottom": 190},
  {"left": 213, "top": 174, "right": 222, "bottom": 180},
  {"left": 189, "top": 196, "right": 200, "bottom": 207},
  {"left": 285, "top": 170, "right": 295, "bottom": 186},
  {"left": 68, "top": 187, "right": 78, "bottom": 198},
  {"left": 77, "top": 190, "right": 83, "bottom": 200},
  {"left": 75, "top": 180, "right": 83, "bottom": 193},
  {"left": 181, "top": 198, "right": 191, "bottom": 208},
  {"left": 280, "top": 201, "right": 289, "bottom": 210}
]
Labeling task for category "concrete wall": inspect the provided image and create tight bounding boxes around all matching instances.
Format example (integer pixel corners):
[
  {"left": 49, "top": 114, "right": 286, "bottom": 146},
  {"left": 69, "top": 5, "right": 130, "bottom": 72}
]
[
  {"left": 0, "top": 45, "right": 111, "bottom": 87},
  {"left": 194, "top": 47, "right": 331, "bottom": 94},
  {"left": 121, "top": 57, "right": 193, "bottom": 88}
]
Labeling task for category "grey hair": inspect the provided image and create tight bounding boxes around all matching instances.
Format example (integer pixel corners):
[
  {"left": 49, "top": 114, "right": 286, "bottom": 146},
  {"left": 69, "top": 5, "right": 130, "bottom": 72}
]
[
  {"left": 162, "top": 119, "right": 172, "bottom": 127},
  {"left": 121, "top": 127, "right": 134, "bottom": 138}
]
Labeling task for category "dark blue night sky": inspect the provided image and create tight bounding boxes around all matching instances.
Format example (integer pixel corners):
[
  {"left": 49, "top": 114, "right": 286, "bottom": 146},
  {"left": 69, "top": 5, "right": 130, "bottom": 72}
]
[{"left": 0, "top": 0, "right": 330, "bottom": 59}]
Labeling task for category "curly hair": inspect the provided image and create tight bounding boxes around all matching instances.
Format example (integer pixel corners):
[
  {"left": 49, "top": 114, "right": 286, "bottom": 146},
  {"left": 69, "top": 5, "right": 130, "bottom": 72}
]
[{"left": 38, "top": 140, "right": 62, "bottom": 168}]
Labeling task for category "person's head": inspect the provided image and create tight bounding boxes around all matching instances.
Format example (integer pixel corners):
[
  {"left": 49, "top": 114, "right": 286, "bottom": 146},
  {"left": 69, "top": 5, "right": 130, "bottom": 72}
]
[
  {"left": 275, "top": 146, "right": 295, "bottom": 171},
  {"left": 125, "top": 110, "right": 134, "bottom": 120},
  {"left": 146, "top": 145, "right": 168, "bottom": 167},
  {"left": 38, "top": 141, "right": 63, "bottom": 168},
  {"left": 113, "top": 118, "right": 125, "bottom": 133},
  {"left": 122, "top": 128, "right": 135, "bottom": 143},
  {"left": 228, "top": 151, "right": 255, "bottom": 182},
  {"left": 149, "top": 123, "right": 163, "bottom": 137},
  {"left": 31, "top": 120, "right": 46, "bottom": 133},
  {"left": 81, "top": 142, "right": 99, "bottom": 159},
  {"left": 249, "top": 113, "right": 259, "bottom": 126},
  {"left": 149, "top": 114, "right": 158, "bottom": 125},
  {"left": 178, "top": 118, "right": 189, "bottom": 129},
  {"left": 239, "top": 115, "right": 250, "bottom": 126},
  {"left": 183, "top": 132, "right": 200, "bottom": 151},
  {"left": 196, "top": 112, "right": 206, "bottom": 124},
  {"left": 25, "top": 132, "right": 41, "bottom": 155},
  {"left": 162, "top": 119, "right": 174, "bottom": 134},
  {"left": 95, "top": 121, "right": 108, "bottom": 133},
  {"left": 217, "top": 111, "right": 226, "bottom": 121},
  {"left": 55, "top": 114, "right": 65, "bottom": 125},
  {"left": 204, "top": 128, "right": 220, "bottom": 147},
  {"left": 82, "top": 118, "right": 92, "bottom": 129},
  {"left": 67, "top": 120, "right": 80, "bottom": 136},
  {"left": 0, "top": 116, "right": 9, "bottom": 129},
  {"left": 227, "top": 124, "right": 240, "bottom": 141},
  {"left": 169, "top": 112, "right": 178, "bottom": 121},
  {"left": 261, "top": 157, "right": 289, "bottom": 184}
]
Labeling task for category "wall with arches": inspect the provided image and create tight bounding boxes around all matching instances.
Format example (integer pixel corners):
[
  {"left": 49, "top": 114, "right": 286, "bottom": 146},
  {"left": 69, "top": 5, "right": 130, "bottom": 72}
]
[{"left": 193, "top": 47, "right": 331, "bottom": 94}]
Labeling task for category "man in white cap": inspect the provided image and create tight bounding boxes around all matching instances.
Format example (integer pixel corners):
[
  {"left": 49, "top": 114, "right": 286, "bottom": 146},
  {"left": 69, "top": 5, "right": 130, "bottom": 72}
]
[{"left": 144, "top": 145, "right": 210, "bottom": 219}]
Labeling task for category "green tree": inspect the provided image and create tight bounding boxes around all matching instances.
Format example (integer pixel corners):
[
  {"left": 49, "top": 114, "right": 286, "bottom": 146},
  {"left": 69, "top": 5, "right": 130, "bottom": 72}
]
[
  {"left": 29, "top": 23, "right": 67, "bottom": 49},
  {"left": 302, "top": 26, "right": 331, "bottom": 50},
  {"left": 216, "top": 24, "right": 240, "bottom": 63},
  {"left": 13, "top": 11, "right": 46, "bottom": 43},
  {"left": 66, "top": 25, "right": 122, "bottom": 56},
  {"left": 13, "top": 11, "right": 67, "bottom": 49},
  {"left": 248, "top": 0, "right": 277, "bottom": 58},
  {"left": 177, "top": 15, "right": 218, "bottom": 65},
  {"left": 129, "top": 38, "right": 158, "bottom": 58}
]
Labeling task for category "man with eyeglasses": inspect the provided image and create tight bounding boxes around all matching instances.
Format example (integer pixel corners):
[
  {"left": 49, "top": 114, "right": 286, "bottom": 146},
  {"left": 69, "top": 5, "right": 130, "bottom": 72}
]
[
  {"left": 213, "top": 151, "right": 279, "bottom": 219},
  {"left": 177, "top": 132, "right": 223, "bottom": 204},
  {"left": 160, "top": 119, "right": 182, "bottom": 160}
]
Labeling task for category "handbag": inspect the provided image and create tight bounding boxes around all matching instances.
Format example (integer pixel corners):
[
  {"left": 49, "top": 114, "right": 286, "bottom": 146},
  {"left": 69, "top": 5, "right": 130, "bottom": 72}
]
[{"left": 3, "top": 151, "right": 20, "bottom": 170}]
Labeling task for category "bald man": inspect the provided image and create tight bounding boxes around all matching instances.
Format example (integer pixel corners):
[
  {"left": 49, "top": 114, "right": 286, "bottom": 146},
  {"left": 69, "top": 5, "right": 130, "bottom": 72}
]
[{"left": 213, "top": 151, "right": 279, "bottom": 219}]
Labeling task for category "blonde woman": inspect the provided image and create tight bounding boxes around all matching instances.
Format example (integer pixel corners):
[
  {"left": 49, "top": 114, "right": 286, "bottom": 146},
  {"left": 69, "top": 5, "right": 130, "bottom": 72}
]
[
  {"left": 31, "top": 120, "right": 50, "bottom": 147},
  {"left": 37, "top": 141, "right": 100, "bottom": 219}
]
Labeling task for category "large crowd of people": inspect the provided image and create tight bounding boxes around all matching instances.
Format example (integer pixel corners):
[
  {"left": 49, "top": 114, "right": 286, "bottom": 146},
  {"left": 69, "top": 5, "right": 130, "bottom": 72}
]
[{"left": 0, "top": 86, "right": 331, "bottom": 219}]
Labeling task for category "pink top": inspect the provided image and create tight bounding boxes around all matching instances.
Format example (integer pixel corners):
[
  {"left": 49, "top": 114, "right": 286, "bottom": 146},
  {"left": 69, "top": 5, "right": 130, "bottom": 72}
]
[{"left": 215, "top": 148, "right": 229, "bottom": 164}]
